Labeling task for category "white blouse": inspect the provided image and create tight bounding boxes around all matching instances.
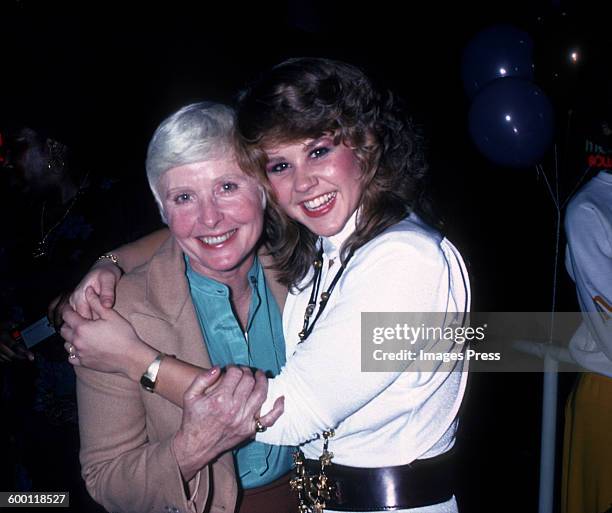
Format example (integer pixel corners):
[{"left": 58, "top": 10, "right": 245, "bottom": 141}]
[{"left": 258, "top": 213, "right": 471, "bottom": 512}]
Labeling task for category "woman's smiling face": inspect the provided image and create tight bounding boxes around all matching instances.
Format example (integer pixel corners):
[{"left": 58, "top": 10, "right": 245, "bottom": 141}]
[
  {"left": 264, "top": 135, "right": 364, "bottom": 237},
  {"left": 159, "top": 156, "right": 264, "bottom": 282}
]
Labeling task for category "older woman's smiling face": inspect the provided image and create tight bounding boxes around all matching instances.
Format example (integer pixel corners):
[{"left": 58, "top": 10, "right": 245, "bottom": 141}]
[{"left": 159, "top": 157, "right": 264, "bottom": 283}]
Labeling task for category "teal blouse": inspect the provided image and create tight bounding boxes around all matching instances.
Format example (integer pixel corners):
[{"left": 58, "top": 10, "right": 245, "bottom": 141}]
[{"left": 185, "top": 256, "right": 293, "bottom": 489}]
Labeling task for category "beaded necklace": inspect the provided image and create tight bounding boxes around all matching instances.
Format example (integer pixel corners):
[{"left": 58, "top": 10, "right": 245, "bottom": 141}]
[
  {"left": 297, "top": 247, "right": 349, "bottom": 343},
  {"left": 290, "top": 244, "right": 353, "bottom": 513}
]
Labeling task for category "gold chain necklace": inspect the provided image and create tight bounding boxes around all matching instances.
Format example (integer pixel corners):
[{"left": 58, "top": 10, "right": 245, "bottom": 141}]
[
  {"left": 32, "top": 174, "right": 89, "bottom": 259},
  {"left": 290, "top": 246, "right": 353, "bottom": 513}
]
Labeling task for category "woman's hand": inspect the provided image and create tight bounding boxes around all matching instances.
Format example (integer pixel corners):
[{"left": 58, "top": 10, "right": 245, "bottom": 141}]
[
  {"left": 61, "top": 287, "right": 157, "bottom": 379},
  {"left": 69, "top": 258, "right": 123, "bottom": 319},
  {"left": 173, "top": 366, "right": 284, "bottom": 482}
]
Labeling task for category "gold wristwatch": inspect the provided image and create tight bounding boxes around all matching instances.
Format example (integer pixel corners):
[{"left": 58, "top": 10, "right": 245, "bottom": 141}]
[{"left": 140, "top": 353, "right": 165, "bottom": 393}]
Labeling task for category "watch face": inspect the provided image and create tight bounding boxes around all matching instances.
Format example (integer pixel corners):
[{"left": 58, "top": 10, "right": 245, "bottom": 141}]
[{"left": 140, "top": 374, "right": 155, "bottom": 392}]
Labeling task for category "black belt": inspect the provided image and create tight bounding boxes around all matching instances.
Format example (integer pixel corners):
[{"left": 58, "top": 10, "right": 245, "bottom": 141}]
[{"left": 304, "top": 450, "right": 456, "bottom": 511}]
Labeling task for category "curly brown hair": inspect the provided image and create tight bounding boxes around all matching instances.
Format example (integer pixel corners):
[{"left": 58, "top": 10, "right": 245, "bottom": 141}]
[{"left": 235, "top": 57, "right": 429, "bottom": 289}]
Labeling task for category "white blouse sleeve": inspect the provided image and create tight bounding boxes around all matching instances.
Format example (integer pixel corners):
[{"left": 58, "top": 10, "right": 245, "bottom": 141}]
[
  {"left": 257, "top": 230, "right": 468, "bottom": 446},
  {"left": 565, "top": 200, "right": 612, "bottom": 363}
]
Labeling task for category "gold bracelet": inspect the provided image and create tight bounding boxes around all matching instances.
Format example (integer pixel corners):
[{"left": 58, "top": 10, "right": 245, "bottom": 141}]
[{"left": 97, "top": 253, "right": 123, "bottom": 273}]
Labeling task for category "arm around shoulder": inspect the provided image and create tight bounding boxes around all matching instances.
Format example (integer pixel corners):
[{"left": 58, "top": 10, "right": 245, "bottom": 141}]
[{"left": 113, "top": 228, "right": 171, "bottom": 274}]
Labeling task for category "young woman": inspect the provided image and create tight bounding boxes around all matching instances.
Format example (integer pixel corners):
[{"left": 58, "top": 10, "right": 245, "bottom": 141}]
[{"left": 63, "top": 58, "right": 470, "bottom": 513}]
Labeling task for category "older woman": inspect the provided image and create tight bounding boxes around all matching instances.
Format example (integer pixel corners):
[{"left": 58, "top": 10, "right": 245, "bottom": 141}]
[
  {"left": 61, "top": 102, "right": 294, "bottom": 513},
  {"left": 64, "top": 58, "right": 470, "bottom": 513}
]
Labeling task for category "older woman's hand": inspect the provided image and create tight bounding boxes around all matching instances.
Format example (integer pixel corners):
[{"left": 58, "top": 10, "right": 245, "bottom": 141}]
[
  {"left": 69, "top": 258, "right": 123, "bottom": 319},
  {"left": 173, "top": 366, "right": 284, "bottom": 482},
  {"left": 61, "top": 287, "right": 158, "bottom": 379}
]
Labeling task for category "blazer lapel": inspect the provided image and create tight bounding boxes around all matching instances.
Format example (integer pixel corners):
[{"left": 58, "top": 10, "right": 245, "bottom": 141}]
[
  {"left": 133, "top": 237, "right": 213, "bottom": 369},
  {"left": 135, "top": 239, "right": 288, "bottom": 368}
]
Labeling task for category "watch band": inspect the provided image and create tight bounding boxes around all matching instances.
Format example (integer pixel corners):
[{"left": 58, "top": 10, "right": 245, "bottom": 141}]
[{"left": 140, "top": 353, "right": 165, "bottom": 393}]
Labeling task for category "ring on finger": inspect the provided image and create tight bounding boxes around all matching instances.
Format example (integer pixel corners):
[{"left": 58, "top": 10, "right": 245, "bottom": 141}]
[{"left": 254, "top": 417, "right": 267, "bottom": 433}]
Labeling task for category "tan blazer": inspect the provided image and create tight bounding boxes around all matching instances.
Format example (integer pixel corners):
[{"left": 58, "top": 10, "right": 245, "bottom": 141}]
[{"left": 76, "top": 236, "right": 287, "bottom": 513}]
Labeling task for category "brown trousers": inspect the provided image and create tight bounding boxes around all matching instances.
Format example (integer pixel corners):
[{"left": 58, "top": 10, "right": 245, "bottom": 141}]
[
  {"left": 237, "top": 472, "right": 299, "bottom": 513},
  {"left": 561, "top": 372, "right": 612, "bottom": 513}
]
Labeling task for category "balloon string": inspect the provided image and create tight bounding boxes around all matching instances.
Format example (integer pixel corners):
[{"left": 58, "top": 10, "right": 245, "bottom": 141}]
[
  {"left": 549, "top": 145, "right": 562, "bottom": 343},
  {"left": 535, "top": 162, "right": 561, "bottom": 344},
  {"left": 536, "top": 164, "right": 559, "bottom": 210},
  {"left": 549, "top": 208, "right": 561, "bottom": 344},
  {"left": 554, "top": 144, "right": 560, "bottom": 207}
]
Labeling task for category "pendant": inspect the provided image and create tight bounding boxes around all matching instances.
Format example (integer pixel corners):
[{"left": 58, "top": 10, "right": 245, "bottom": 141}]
[{"left": 305, "top": 303, "right": 316, "bottom": 318}]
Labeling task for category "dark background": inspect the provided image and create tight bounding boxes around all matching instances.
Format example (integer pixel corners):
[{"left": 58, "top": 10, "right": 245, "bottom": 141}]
[{"left": 2, "top": 0, "right": 610, "bottom": 511}]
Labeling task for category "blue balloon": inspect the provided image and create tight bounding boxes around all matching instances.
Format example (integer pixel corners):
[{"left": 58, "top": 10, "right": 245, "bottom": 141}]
[
  {"left": 468, "top": 78, "right": 554, "bottom": 168},
  {"left": 462, "top": 24, "right": 535, "bottom": 98}
]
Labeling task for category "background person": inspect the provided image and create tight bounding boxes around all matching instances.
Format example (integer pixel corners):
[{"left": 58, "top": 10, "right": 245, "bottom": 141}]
[
  {"left": 0, "top": 124, "right": 159, "bottom": 510},
  {"left": 561, "top": 114, "right": 612, "bottom": 513}
]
